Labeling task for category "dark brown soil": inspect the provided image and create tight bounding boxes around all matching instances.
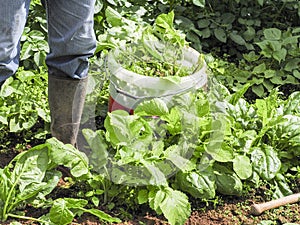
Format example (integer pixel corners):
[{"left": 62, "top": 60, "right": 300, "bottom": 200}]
[
  {"left": 1, "top": 149, "right": 300, "bottom": 225},
  {"left": 72, "top": 195, "right": 300, "bottom": 225}
]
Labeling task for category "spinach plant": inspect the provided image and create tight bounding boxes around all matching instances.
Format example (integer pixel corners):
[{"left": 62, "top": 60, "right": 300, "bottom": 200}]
[
  {"left": 83, "top": 88, "right": 208, "bottom": 224},
  {"left": 0, "top": 138, "right": 120, "bottom": 224},
  {"left": 83, "top": 78, "right": 300, "bottom": 224}
]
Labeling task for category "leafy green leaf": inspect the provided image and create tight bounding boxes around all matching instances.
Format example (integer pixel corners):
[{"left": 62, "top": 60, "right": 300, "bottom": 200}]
[
  {"left": 233, "top": 155, "right": 252, "bottom": 179},
  {"left": 175, "top": 169, "right": 216, "bottom": 199},
  {"left": 165, "top": 152, "right": 195, "bottom": 173},
  {"left": 214, "top": 28, "right": 227, "bottom": 43},
  {"left": 34, "top": 51, "right": 46, "bottom": 67},
  {"left": 143, "top": 162, "right": 168, "bottom": 186},
  {"left": 0, "top": 143, "right": 64, "bottom": 221},
  {"left": 264, "top": 28, "right": 282, "bottom": 40},
  {"left": 243, "top": 26, "right": 256, "bottom": 41},
  {"left": 205, "top": 119, "right": 233, "bottom": 162},
  {"left": 197, "top": 19, "right": 210, "bottom": 28},
  {"left": 192, "top": 0, "right": 205, "bottom": 7},
  {"left": 80, "top": 208, "right": 121, "bottom": 223},
  {"left": 251, "top": 146, "right": 281, "bottom": 181},
  {"left": 135, "top": 98, "right": 169, "bottom": 116},
  {"left": 20, "top": 42, "right": 33, "bottom": 60},
  {"left": 284, "top": 92, "right": 300, "bottom": 114},
  {"left": 273, "top": 48, "right": 287, "bottom": 63},
  {"left": 221, "top": 13, "right": 235, "bottom": 24},
  {"left": 153, "top": 11, "right": 186, "bottom": 47},
  {"left": 264, "top": 70, "right": 276, "bottom": 78},
  {"left": 49, "top": 198, "right": 121, "bottom": 224},
  {"left": 270, "top": 76, "right": 284, "bottom": 85},
  {"left": 272, "top": 174, "right": 293, "bottom": 199},
  {"left": 138, "top": 189, "right": 148, "bottom": 204},
  {"left": 11, "top": 147, "right": 48, "bottom": 192},
  {"left": 284, "top": 59, "right": 300, "bottom": 72},
  {"left": 229, "top": 33, "right": 246, "bottom": 45},
  {"left": 104, "top": 110, "right": 153, "bottom": 148},
  {"left": 47, "top": 139, "right": 89, "bottom": 178},
  {"left": 252, "top": 84, "right": 265, "bottom": 97},
  {"left": 253, "top": 63, "right": 266, "bottom": 74},
  {"left": 82, "top": 129, "right": 108, "bottom": 170},
  {"left": 161, "top": 107, "right": 182, "bottom": 135},
  {"left": 214, "top": 164, "right": 243, "bottom": 196},
  {"left": 229, "top": 83, "right": 251, "bottom": 105},
  {"left": 49, "top": 199, "right": 76, "bottom": 225},
  {"left": 151, "top": 187, "right": 191, "bottom": 225},
  {"left": 257, "top": 0, "right": 264, "bottom": 6},
  {"left": 105, "top": 6, "right": 123, "bottom": 26}
]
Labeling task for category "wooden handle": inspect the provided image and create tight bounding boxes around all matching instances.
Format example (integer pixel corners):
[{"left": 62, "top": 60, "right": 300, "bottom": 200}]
[{"left": 250, "top": 193, "right": 300, "bottom": 216}]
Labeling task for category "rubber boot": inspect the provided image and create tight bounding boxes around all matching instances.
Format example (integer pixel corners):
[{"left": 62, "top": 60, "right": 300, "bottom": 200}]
[{"left": 48, "top": 75, "right": 88, "bottom": 146}]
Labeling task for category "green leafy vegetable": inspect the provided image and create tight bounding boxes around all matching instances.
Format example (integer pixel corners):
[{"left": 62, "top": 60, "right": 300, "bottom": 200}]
[
  {"left": 214, "top": 164, "right": 243, "bottom": 196},
  {"left": 233, "top": 155, "right": 253, "bottom": 180},
  {"left": 149, "top": 187, "right": 191, "bottom": 225},
  {"left": 0, "top": 138, "right": 119, "bottom": 223},
  {"left": 251, "top": 145, "right": 281, "bottom": 181},
  {"left": 49, "top": 198, "right": 121, "bottom": 224},
  {"left": 175, "top": 169, "right": 216, "bottom": 199}
]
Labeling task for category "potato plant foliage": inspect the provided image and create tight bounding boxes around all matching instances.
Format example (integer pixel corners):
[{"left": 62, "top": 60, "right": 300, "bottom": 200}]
[{"left": 0, "top": 1, "right": 299, "bottom": 225}]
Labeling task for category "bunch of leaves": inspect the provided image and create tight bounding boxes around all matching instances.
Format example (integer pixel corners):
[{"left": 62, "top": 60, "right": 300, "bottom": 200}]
[
  {"left": 202, "top": 83, "right": 300, "bottom": 199},
  {"left": 172, "top": 0, "right": 300, "bottom": 59},
  {"left": 96, "top": 0, "right": 189, "bottom": 32},
  {"left": 0, "top": 68, "right": 50, "bottom": 135},
  {"left": 205, "top": 54, "right": 250, "bottom": 94},
  {"left": 0, "top": 1, "right": 49, "bottom": 143},
  {"left": 98, "top": 0, "right": 205, "bottom": 25},
  {"left": 122, "top": 58, "right": 193, "bottom": 77},
  {"left": 0, "top": 138, "right": 120, "bottom": 224},
  {"left": 242, "top": 28, "right": 300, "bottom": 97},
  {"left": 83, "top": 89, "right": 209, "bottom": 224},
  {"left": 20, "top": 29, "right": 49, "bottom": 70},
  {"left": 109, "top": 10, "right": 201, "bottom": 78},
  {"left": 206, "top": 31, "right": 300, "bottom": 100},
  {"left": 13, "top": 1, "right": 300, "bottom": 224},
  {"left": 96, "top": 5, "right": 187, "bottom": 52},
  {"left": 114, "top": 42, "right": 196, "bottom": 77},
  {"left": 81, "top": 82, "right": 236, "bottom": 223},
  {"left": 21, "top": 0, "right": 48, "bottom": 70},
  {"left": 96, "top": 6, "right": 147, "bottom": 53},
  {"left": 82, "top": 77, "right": 300, "bottom": 224}
]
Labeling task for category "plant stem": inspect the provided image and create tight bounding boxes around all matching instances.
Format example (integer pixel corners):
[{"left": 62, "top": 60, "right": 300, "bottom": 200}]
[
  {"left": 7, "top": 213, "right": 48, "bottom": 223},
  {"left": 2, "top": 155, "right": 27, "bottom": 220}
]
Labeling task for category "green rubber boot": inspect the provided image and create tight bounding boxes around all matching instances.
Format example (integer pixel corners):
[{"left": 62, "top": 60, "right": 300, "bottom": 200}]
[{"left": 48, "top": 75, "right": 88, "bottom": 146}]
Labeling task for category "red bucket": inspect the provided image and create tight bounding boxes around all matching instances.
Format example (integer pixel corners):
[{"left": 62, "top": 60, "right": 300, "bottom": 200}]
[{"left": 108, "top": 96, "right": 134, "bottom": 114}]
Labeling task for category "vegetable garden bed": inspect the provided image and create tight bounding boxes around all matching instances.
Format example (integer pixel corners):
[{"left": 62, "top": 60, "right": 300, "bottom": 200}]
[
  {"left": 1, "top": 1, "right": 300, "bottom": 224},
  {"left": 1, "top": 143, "right": 300, "bottom": 225},
  {"left": 0, "top": 76, "right": 299, "bottom": 225}
]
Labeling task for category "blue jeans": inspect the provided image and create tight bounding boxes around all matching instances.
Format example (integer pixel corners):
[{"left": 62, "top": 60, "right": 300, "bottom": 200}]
[{"left": 0, "top": 0, "right": 96, "bottom": 81}]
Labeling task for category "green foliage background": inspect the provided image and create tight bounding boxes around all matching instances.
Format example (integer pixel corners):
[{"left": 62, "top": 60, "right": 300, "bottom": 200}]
[
  {"left": 23, "top": 0, "right": 300, "bottom": 96},
  {"left": 6, "top": 0, "right": 297, "bottom": 137}
]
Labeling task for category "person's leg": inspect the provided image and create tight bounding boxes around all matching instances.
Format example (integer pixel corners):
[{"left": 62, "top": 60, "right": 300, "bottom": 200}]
[
  {"left": 0, "top": 0, "right": 31, "bottom": 84},
  {"left": 45, "top": 0, "right": 96, "bottom": 79},
  {"left": 45, "top": 0, "right": 96, "bottom": 146}
]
